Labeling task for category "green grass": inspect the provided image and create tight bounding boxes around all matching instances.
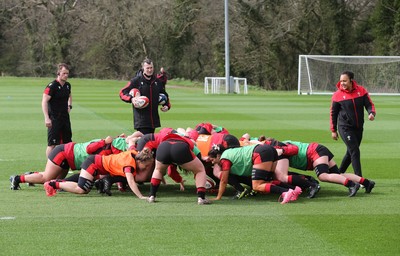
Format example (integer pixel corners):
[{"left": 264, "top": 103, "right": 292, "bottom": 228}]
[{"left": 0, "top": 76, "right": 399, "bottom": 255}]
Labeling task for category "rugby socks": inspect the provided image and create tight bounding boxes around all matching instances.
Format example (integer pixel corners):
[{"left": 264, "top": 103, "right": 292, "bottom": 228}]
[
  {"left": 15, "top": 175, "right": 23, "bottom": 183},
  {"left": 20, "top": 171, "right": 39, "bottom": 183},
  {"left": 150, "top": 178, "right": 162, "bottom": 196},
  {"left": 264, "top": 183, "right": 287, "bottom": 194},
  {"left": 197, "top": 187, "right": 206, "bottom": 199},
  {"left": 359, "top": 177, "right": 371, "bottom": 188},
  {"left": 271, "top": 180, "right": 295, "bottom": 189},
  {"left": 288, "top": 175, "right": 314, "bottom": 189},
  {"left": 343, "top": 179, "right": 355, "bottom": 187}
]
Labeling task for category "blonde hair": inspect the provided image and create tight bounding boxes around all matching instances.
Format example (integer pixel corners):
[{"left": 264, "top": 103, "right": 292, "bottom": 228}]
[
  {"left": 135, "top": 147, "right": 154, "bottom": 162},
  {"left": 57, "top": 63, "right": 70, "bottom": 75}
]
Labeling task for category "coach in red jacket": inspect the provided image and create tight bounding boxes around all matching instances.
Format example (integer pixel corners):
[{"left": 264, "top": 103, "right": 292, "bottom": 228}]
[{"left": 330, "top": 71, "right": 376, "bottom": 177}]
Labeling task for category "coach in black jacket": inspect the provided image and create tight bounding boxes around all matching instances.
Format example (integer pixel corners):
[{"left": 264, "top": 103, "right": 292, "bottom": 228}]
[
  {"left": 330, "top": 71, "right": 376, "bottom": 177},
  {"left": 120, "top": 58, "right": 171, "bottom": 134}
]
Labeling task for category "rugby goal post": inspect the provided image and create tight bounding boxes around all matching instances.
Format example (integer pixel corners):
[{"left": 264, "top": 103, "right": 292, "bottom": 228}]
[
  {"left": 298, "top": 55, "right": 400, "bottom": 95},
  {"left": 204, "top": 77, "right": 248, "bottom": 94}
]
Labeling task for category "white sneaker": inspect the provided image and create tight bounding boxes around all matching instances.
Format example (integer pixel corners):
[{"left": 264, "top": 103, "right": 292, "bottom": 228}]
[
  {"left": 147, "top": 196, "right": 155, "bottom": 203},
  {"left": 198, "top": 197, "right": 211, "bottom": 205}
]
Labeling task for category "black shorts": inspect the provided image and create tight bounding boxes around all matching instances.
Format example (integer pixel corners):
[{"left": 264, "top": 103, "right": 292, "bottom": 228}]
[
  {"left": 156, "top": 140, "right": 195, "bottom": 165},
  {"left": 48, "top": 144, "right": 70, "bottom": 170},
  {"left": 252, "top": 144, "right": 278, "bottom": 164},
  {"left": 47, "top": 116, "right": 72, "bottom": 146},
  {"left": 81, "top": 155, "right": 106, "bottom": 176},
  {"left": 315, "top": 144, "right": 334, "bottom": 162}
]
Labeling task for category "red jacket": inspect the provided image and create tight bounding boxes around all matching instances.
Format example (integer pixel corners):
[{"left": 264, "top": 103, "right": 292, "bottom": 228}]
[{"left": 330, "top": 80, "right": 376, "bottom": 132}]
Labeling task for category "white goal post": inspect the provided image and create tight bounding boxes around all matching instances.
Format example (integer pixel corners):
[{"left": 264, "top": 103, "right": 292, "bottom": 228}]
[
  {"left": 204, "top": 77, "right": 248, "bottom": 94},
  {"left": 298, "top": 55, "right": 400, "bottom": 95}
]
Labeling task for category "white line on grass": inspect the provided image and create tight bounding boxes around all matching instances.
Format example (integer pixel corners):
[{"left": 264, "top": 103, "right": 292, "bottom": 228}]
[{"left": 0, "top": 217, "right": 16, "bottom": 220}]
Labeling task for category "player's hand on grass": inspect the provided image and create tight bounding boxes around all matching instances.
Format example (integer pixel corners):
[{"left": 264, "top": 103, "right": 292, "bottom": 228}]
[{"left": 179, "top": 180, "right": 186, "bottom": 191}]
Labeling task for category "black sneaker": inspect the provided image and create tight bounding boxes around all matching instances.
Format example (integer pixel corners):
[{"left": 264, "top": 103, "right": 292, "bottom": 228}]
[
  {"left": 307, "top": 184, "right": 321, "bottom": 198},
  {"left": 10, "top": 175, "right": 21, "bottom": 190},
  {"left": 348, "top": 183, "right": 360, "bottom": 197},
  {"left": 103, "top": 176, "right": 112, "bottom": 196},
  {"left": 94, "top": 179, "right": 105, "bottom": 194},
  {"left": 365, "top": 180, "right": 375, "bottom": 193}
]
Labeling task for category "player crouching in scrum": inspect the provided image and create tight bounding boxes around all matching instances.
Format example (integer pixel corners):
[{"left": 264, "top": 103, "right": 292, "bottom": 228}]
[{"left": 44, "top": 148, "right": 154, "bottom": 199}]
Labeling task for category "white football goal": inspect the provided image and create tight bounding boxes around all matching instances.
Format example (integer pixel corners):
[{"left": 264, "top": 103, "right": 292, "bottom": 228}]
[
  {"left": 204, "top": 77, "right": 248, "bottom": 94},
  {"left": 298, "top": 55, "right": 400, "bottom": 95}
]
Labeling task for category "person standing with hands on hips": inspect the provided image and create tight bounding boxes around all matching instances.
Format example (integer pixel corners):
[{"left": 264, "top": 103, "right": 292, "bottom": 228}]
[
  {"left": 42, "top": 63, "right": 73, "bottom": 157},
  {"left": 330, "top": 71, "right": 376, "bottom": 180},
  {"left": 119, "top": 58, "right": 171, "bottom": 135}
]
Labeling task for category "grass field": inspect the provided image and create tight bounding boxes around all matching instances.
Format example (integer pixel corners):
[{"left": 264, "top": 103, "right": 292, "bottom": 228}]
[{"left": 0, "top": 76, "right": 399, "bottom": 256}]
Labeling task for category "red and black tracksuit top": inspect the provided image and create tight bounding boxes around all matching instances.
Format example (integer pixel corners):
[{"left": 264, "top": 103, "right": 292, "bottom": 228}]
[{"left": 330, "top": 80, "right": 376, "bottom": 132}]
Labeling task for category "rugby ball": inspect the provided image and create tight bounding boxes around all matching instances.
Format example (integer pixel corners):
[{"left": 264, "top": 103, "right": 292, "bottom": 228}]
[
  {"left": 205, "top": 178, "right": 216, "bottom": 190},
  {"left": 158, "top": 93, "right": 168, "bottom": 105},
  {"left": 129, "top": 88, "right": 141, "bottom": 97},
  {"left": 132, "top": 96, "right": 149, "bottom": 109}
]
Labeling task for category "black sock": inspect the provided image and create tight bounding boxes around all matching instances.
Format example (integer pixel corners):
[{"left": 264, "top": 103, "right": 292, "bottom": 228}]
[
  {"left": 270, "top": 184, "right": 287, "bottom": 194},
  {"left": 345, "top": 180, "right": 355, "bottom": 187},
  {"left": 15, "top": 175, "right": 21, "bottom": 183},
  {"left": 150, "top": 184, "right": 160, "bottom": 197},
  {"left": 290, "top": 175, "right": 314, "bottom": 189},
  {"left": 361, "top": 179, "right": 370, "bottom": 187}
]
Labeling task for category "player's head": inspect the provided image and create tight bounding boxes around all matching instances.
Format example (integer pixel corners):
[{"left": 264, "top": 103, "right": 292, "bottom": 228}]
[
  {"left": 142, "top": 57, "right": 154, "bottom": 77},
  {"left": 57, "top": 63, "right": 70, "bottom": 75},
  {"left": 339, "top": 71, "right": 354, "bottom": 90},
  {"left": 207, "top": 144, "right": 226, "bottom": 164},
  {"left": 56, "top": 63, "right": 70, "bottom": 81},
  {"left": 341, "top": 71, "right": 354, "bottom": 81}
]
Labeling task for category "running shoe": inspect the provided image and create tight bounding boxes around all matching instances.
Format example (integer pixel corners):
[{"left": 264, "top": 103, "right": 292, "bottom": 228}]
[
  {"left": 279, "top": 189, "right": 294, "bottom": 204},
  {"left": 44, "top": 181, "right": 57, "bottom": 197},
  {"left": 291, "top": 186, "right": 303, "bottom": 201},
  {"left": 94, "top": 179, "right": 104, "bottom": 194},
  {"left": 102, "top": 176, "right": 112, "bottom": 196},
  {"left": 348, "top": 183, "right": 360, "bottom": 197},
  {"left": 197, "top": 197, "right": 211, "bottom": 205},
  {"left": 147, "top": 196, "right": 156, "bottom": 203},
  {"left": 307, "top": 184, "right": 321, "bottom": 199},
  {"left": 365, "top": 180, "right": 375, "bottom": 193},
  {"left": 9, "top": 175, "right": 21, "bottom": 190}
]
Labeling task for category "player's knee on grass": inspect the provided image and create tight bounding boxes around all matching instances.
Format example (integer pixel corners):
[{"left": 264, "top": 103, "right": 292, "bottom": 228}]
[{"left": 78, "top": 177, "right": 94, "bottom": 194}]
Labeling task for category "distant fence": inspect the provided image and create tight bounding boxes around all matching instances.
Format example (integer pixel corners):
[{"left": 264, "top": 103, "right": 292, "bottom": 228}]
[{"left": 204, "top": 77, "right": 248, "bottom": 94}]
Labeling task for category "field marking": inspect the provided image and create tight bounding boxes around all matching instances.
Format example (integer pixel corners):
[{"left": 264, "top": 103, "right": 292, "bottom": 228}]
[{"left": 0, "top": 216, "right": 16, "bottom": 220}]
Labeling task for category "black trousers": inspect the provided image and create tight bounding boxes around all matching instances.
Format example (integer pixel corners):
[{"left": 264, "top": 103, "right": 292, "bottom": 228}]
[{"left": 338, "top": 126, "right": 363, "bottom": 177}]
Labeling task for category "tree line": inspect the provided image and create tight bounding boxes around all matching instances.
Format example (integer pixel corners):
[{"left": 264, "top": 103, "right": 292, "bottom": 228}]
[{"left": 1, "top": 0, "right": 399, "bottom": 90}]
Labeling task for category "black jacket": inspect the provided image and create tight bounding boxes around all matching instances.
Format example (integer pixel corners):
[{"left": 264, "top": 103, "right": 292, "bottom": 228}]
[{"left": 120, "top": 72, "right": 169, "bottom": 129}]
